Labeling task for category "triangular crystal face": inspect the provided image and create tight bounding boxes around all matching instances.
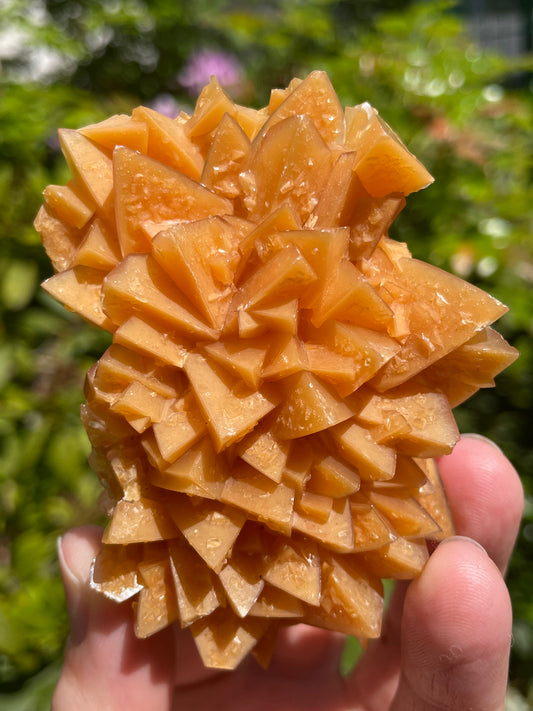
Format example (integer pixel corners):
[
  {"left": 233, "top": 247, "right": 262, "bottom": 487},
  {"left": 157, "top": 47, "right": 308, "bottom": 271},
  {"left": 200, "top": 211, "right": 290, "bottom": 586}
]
[{"left": 113, "top": 146, "right": 232, "bottom": 254}]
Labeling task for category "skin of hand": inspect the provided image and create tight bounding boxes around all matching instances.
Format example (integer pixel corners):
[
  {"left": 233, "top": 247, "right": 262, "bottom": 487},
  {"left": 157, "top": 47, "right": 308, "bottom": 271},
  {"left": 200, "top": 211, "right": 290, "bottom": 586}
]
[{"left": 52, "top": 434, "right": 523, "bottom": 711}]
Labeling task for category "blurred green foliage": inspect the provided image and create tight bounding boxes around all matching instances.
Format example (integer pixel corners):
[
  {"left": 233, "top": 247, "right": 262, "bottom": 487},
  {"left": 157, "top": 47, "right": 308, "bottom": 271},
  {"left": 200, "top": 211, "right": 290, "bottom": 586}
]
[
  {"left": 1, "top": 0, "right": 532, "bottom": 707},
  {"left": 0, "top": 80, "right": 112, "bottom": 691}
]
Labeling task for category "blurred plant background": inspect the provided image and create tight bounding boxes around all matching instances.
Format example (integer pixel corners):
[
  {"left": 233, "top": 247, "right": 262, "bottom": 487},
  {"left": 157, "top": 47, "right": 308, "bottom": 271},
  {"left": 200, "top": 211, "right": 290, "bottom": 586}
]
[{"left": 0, "top": 0, "right": 532, "bottom": 708}]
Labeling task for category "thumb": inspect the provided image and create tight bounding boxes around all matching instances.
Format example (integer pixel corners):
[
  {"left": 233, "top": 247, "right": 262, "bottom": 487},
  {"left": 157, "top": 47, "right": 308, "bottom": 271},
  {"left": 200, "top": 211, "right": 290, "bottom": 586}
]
[
  {"left": 390, "top": 537, "right": 512, "bottom": 711},
  {"left": 52, "top": 526, "right": 175, "bottom": 711},
  {"left": 56, "top": 525, "right": 102, "bottom": 645}
]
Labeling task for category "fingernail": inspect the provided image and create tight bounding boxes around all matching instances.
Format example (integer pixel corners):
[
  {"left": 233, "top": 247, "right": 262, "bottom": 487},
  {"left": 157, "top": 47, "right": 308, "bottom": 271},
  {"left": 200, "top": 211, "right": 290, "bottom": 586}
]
[
  {"left": 57, "top": 535, "right": 84, "bottom": 589},
  {"left": 439, "top": 534, "right": 488, "bottom": 555},
  {"left": 57, "top": 534, "right": 91, "bottom": 643},
  {"left": 461, "top": 433, "right": 503, "bottom": 455},
  {"left": 57, "top": 529, "right": 100, "bottom": 588}
]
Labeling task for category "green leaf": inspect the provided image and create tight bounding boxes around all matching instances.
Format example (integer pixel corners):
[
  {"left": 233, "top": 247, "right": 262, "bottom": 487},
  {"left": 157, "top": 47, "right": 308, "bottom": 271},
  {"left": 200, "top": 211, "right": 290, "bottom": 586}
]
[{"left": 1, "top": 260, "right": 38, "bottom": 311}]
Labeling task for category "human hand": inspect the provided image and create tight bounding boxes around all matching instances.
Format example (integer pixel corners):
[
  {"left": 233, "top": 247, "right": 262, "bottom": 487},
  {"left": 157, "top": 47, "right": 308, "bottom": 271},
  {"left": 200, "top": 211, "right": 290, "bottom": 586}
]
[{"left": 52, "top": 434, "right": 523, "bottom": 711}]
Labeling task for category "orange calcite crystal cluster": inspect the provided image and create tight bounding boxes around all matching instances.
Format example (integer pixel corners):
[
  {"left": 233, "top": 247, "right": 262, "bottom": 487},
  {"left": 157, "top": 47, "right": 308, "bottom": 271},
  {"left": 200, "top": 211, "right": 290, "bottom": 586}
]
[{"left": 35, "top": 71, "right": 518, "bottom": 670}]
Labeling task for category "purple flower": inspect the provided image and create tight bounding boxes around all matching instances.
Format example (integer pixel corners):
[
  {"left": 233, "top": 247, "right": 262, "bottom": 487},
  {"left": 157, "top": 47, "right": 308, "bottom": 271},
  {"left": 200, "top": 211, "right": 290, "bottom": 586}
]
[
  {"left": 46, "top": 132, "right": 61, "bottom": 153},
  {"left": 178, "top": 50, "right": 243, "bottom": 96},
  {"left": 149, "top": 93, "right": 181, "bottom": 119}
]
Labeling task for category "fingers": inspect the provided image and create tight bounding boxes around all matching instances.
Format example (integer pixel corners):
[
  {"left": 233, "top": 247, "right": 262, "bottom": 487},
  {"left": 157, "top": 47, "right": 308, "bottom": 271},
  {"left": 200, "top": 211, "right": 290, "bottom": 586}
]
[
  {"left": 51, "top": 434, "right": 522, "bottom": 711},
  {"left": 390, "top": 537, "right": 512, "bottom": 711},
  {"left": 52, "top": 527, "right": 175, "bottom": 711},
  {"left": 436, "top": 434, "right": 523, "bottom": 573},
  {"left": 346, "top": 434, "right": 522, "bottom": 709}
]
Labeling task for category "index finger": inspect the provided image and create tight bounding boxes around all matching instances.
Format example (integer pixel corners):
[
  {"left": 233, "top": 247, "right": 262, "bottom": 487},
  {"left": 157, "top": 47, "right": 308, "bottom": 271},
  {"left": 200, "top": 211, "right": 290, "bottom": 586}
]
[{"left": 436, "top": 433, "right": 523, "bottom": 573}]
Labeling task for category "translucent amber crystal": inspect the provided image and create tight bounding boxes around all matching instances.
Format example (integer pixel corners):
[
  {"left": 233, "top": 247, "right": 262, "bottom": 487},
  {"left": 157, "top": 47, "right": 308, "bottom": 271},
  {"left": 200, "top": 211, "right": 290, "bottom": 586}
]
[{"left": 36, "top": 70, "right": 518, "bottom": 670}]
